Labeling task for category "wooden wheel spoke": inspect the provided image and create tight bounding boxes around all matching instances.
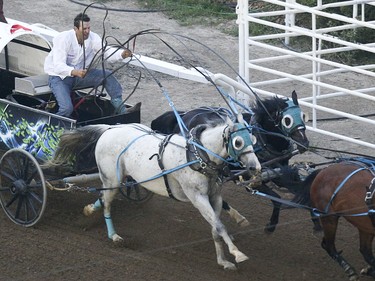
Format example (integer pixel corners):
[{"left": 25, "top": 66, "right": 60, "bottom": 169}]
[
  {"left": 0, "top": 169, "right": 17, "bottom": 183},
  {"left": 0, "top": 149, "right": 47, "bottom": 226},
  {"left": 25, "top": 195, "right": 38, "bottom": 218},
  {"left": 5, "top": 192, "right": 20, "bottom": 208},
  {"left": 28, "top": 190, "right": 43, "bottom": 205},
  {"left": 14, "top": 195, "right": 24, "bottom": 219},
  {"left": 25, "top": 168, "right": 39, "bottom": 185},
  {"left": 22, "top": 156, "right": 31, "bottom": 180},
  {"left": 3, "top": 157, "right": 21, "bottom": 179}
]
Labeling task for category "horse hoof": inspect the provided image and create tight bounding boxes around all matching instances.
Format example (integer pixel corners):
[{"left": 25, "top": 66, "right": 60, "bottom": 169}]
[
  {"left": 238, "top": 218, "right": 250, "bottom": 227},
  {"left": 235, "top": 252, "right": 249, "bottom": 263},
  {"left": 111, "top": 234, "right": 124, "bottom": 243},
  {"left": 360, "top": 265, "right": 375, "bottom": 277},
  {"left": 349, "top": 274, "right": 359, "bottom": 281},
  {"left": 264, "top": 223, "right": 276, "bottom": 234},
  {"left": 83, "top": 204, "right": 94, "bottom": 216},
  {"left": 222, "top": 261, "right": 237, "bottom": 270}
]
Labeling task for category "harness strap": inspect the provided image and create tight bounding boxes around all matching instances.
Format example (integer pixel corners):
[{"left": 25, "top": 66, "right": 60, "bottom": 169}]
[
  {"left": 324, "top": 167, "right": 366, "bottom": 213},
  {"left": 116, "top": 133, "right": 149, "bottom": 184},
  {"left": 247, "top": 187, "right": 315, "bottom": 212},
  {"left": 248, "top": 186, "right": 375, "bottom": 218},
  {"left": 186, "top": 125, "right": 225, "bottom": 178},
  {"left": 365, "top": 177, "right": 375, "bottom": 226},
  {"left": 158, "top": 134, "right": 177, "bottom": 200}
]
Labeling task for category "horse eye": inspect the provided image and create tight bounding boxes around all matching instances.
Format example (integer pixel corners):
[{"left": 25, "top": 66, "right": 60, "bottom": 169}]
[
  {"left": 301, "top": 111, "right": 309, "bottom": 122},
  {"left": 232, "top": 136, "right": 245, "bottom": 150},
  {"left": 282, "top": 114, "right": 294, "bottom": 129},
  {"left": 252, "top": 135, "right": 257, "bottom": 145}
]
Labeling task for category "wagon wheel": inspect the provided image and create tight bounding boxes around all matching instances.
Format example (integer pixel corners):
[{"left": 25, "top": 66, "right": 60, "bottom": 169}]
[
  {"left": 0, "top": 148, "right": 47, "bottom": 227},
  {"left": 119, "top": 176, "right": 153, "bottom": 203}
]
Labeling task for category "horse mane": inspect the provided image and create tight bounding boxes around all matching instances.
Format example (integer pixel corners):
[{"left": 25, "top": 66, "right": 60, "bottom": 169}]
[
  {"left": 251, "top": 96, "right": 288, "bottom": 124},
  {"left": 151, "top": 110, "right": 184, "bottom": 134}
]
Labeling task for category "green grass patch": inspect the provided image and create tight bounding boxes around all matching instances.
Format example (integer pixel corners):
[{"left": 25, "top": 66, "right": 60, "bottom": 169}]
[{"left": 137, "top": 0, "right": 237, "bottom": 30}]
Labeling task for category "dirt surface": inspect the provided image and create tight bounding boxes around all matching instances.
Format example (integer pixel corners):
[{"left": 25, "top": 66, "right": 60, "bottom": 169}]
[{"left": 2, "top": 1, "right": 375, "bottom": 281}]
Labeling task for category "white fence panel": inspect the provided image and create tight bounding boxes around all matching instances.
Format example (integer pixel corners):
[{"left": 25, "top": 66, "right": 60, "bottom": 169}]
[{"left": 237, "top": 0, "right": 375, "bottom": 149}]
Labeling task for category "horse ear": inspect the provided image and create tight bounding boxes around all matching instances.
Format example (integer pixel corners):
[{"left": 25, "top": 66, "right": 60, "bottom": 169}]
[
  {"left": 236, "top": 113, "right": 244, "bottom": 123},
  {"left": 226, "top": 116, "right": 234, "bottom": 126},
  {"left": 292, "top": 90, "right": 299, "bottom": 105},
  {"left": 242, "top": 112, "right": 252, "bottom": 123}
]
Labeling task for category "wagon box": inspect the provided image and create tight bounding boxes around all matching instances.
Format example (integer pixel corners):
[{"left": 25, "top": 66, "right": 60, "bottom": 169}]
[{"left": 0, "top": 18, "right": 141, "bottom": 161}]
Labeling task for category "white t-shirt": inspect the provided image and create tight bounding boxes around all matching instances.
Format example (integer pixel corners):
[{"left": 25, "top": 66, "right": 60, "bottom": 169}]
[{"left": 44, "top": 29, "right": 123, "bottom": 79}]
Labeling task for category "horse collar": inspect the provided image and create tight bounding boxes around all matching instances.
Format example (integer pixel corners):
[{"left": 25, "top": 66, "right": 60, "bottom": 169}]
[{"left": 186, "top": 126, "right": 226, "bottom": 178}]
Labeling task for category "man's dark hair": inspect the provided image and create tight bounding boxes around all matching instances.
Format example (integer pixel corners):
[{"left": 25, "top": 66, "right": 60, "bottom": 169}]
[{"left": 74, "top": 13, "right": 90, "bottom": 28}]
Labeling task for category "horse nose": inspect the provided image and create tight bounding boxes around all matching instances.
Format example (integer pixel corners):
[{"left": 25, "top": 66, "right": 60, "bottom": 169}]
[
  {"left": 254, "top": 158, "right": 262, "bottom": 172},
  {"left": 246, "top": 158, "right": 261, "bottom": 173},
  {"left": 297, "top": 139, "right": 309, "bottom": 153},
  {"left": 292, "top": 130, "right": 309, "bottom": 153},
  {"left": 298, "top": 145, "right": 307, "bottom": 153}
]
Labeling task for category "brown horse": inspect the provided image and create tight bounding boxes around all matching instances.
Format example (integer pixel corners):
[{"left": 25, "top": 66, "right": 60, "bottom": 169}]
[{"left": 297, "top": 160, "right": 375, "bottom": 281}]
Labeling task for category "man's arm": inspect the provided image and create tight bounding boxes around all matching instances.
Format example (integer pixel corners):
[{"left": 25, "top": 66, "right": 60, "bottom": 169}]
[
  {"left": 91, "top": 32, "right": 132, "bottom": 62},
  {"left": 51, "top": 33, "right": 75, "bottom": 77}
]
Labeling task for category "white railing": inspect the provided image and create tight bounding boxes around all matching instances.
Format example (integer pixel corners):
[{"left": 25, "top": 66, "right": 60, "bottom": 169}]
[
  {"left": 5, "top": 11, "right": 375, "bottom": 150},
  {"left": 237, "top": 0, "right": 375, "bottom": 149}
]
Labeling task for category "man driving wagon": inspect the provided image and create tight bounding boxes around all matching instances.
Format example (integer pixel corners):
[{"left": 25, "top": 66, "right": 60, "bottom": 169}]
[{"left": 44, "top": 13, "right": 140, "bottom": 117}]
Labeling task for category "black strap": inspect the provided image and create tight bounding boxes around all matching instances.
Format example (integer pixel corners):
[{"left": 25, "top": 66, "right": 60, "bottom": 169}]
[
  {"left": 185, "top": 125, "right": 224, "bottom": 178},
  {"left": 157, "top": 135, "right": 177, "bottom": 200}
]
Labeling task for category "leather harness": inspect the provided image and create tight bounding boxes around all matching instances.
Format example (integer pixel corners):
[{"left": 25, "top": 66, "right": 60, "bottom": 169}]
[{"left": 156, "top": 125, "right": 228, "bottom": 200}]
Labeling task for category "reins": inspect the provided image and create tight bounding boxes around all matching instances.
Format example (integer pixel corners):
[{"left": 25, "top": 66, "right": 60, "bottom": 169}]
[
  {"left": 243, "top": 158, "right": 375, "bottom": 219},
  {"left": 101, "top": 123, "right": 245, "bottom": 196}
]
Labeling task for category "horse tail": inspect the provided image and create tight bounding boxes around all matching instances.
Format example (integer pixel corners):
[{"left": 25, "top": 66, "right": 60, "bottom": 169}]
[
  {"left": 45, "top": 124, "right": 111, "bottom": 167},
  {"left": 290, "top": 169, "right": 322, "bottom": 206}
]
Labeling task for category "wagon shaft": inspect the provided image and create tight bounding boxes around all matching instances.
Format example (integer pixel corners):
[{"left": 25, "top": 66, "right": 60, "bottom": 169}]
[{"left": 46, "top": 173, "right": 101, "bottom": 191}]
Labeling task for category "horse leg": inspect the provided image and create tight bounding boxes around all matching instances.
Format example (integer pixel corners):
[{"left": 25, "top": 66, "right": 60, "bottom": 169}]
[
  {"left": 83, "top": 197, "right": 103, "bottom": 216},
  {"left": 192, "top": 193, "right": 248, "bottom": 269},
  {"left": 101, "top": 189, "right": 123, "bottom": 242},
  {"left": 84, "top": 189, "right": 123, "bottom": 242},
  {"left": 258, "top": 184, "right": 281, "bottom": 233},
  {"left": 310, "top": 210, "right": 323, "bottom": 233},
  {"left": 222, "top": 200, "right": 249, "bottom": 227},
  {"left": 320, "top": 216, "right": 359, "bottom": 281},
  {"left": 358, "top": 231, "right": 375, "bottom": 278}
]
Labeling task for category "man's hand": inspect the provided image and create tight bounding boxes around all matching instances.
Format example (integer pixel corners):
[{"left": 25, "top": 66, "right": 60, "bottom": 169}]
[
  {"left": 71, "top": 69, "right": 87, "bottom": 78},
  {"left": 121, "top": 49, "right": 132, "bottom": 59}
]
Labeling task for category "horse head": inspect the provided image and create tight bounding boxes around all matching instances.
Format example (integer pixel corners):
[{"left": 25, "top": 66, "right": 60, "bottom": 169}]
[
  {"left": 252, "top": 90, "right": 309, "bottom": 154},
  {"left": 223, "top": 117, "right": 261, "bottom": 172}
]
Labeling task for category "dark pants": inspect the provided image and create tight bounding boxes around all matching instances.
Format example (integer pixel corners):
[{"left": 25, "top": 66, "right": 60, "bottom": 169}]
[
  {"left": 48, "top": 69, "right": 123, "bottom": 117},
  {"left": 0, "top": 0, "right": 6, "bottom": 23}
]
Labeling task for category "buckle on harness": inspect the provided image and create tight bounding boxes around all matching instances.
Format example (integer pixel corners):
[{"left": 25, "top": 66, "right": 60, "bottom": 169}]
[
  {"left": 245, "top": 185, "right": 256, "bottom": 195},
  {"left": 366, "top": 191, "right": 373, "bottom": 201},
  {"left": 365, "top": 177, "right": 375, "bottom": 202}
]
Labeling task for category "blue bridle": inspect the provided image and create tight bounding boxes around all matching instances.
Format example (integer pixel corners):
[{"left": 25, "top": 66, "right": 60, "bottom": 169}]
[
  {"left": 279, "top": 100, "right": 306, "bottom": 135},
  {"left": 226, "top": 123, "right": 255, "bottom": 163}
]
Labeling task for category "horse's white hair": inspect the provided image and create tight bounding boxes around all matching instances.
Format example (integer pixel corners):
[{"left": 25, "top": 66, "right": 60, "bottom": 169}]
[{"left": 55, "top": 121, "right": 261, "bottom": 270}]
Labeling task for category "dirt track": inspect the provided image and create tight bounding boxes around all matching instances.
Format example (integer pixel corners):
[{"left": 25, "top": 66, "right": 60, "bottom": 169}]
[{"left": 2, "top": 1, "right": 375, "bottom": 281}]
